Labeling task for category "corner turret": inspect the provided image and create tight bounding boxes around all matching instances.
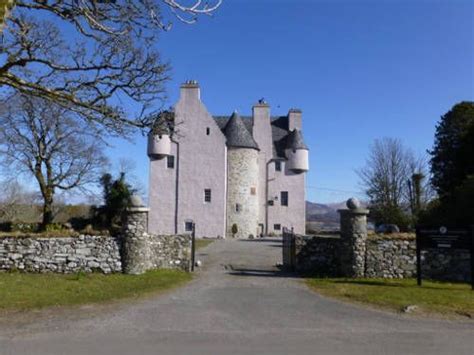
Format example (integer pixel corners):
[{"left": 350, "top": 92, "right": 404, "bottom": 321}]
[{"left": 285, "top": 129, "right": 309, "bottom": 173}]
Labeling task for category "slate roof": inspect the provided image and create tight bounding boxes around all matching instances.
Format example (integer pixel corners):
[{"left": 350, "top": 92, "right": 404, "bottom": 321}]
[
  {"left": 214, "top": 114, "right": 300, "bottom": 157},
  {"left": 285, "top": 129, "right": 309, "bottom": 150},
  {"left": 223, "top": 112, "right": 259, "bottom": 150},
  {"left": 154, "top": 111, "right": 308, "bottom": 157}
]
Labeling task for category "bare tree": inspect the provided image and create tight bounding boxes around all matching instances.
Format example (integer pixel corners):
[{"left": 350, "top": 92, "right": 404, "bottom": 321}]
[
  {"left": 0, "top": 1, "right": 222, "bottom": 135},
  {"left": 357, "top": 137, "right": 430, "bottom": 229},
  {"left": 0, "top": 94, "right": 108, "bottom": 228},
  {"left": 0, "top": 179, "right": 37, "bottom": 222}
]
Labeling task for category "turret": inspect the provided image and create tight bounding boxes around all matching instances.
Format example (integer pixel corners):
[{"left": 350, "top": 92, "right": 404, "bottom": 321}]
[
  {"left": 285, "top": 129, "right": 309, "bottom": 173},
  {"left": 147, "top": 111, "right": 174, "bottom": 159}
]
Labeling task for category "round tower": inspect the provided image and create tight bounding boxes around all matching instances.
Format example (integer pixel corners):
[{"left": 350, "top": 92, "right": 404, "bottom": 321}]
[
  {"left": 147, "top": 111, "right": 174, "bottom": 159},
  {"left": 224, "top": 112, "right": 260, "bottom": 238},
  {"left": 285, "top": 129, "right": 309, "bottom": 173}
]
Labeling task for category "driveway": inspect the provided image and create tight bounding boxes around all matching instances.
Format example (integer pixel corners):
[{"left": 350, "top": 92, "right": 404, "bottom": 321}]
[{"left": 0, "top": 238, "right": 473, "bottom": 355}]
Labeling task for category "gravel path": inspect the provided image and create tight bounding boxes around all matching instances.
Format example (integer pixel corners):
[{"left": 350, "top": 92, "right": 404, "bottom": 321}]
[{"left": 0, "top": 237, "right": 473, "bottom": 355}]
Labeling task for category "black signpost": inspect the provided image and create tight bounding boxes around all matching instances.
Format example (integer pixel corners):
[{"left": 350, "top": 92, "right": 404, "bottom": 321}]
[{"left": 415, "top": 226, "right": 474, "bottom": 289}]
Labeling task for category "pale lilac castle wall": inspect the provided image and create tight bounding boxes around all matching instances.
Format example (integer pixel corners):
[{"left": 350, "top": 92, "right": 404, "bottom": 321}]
[
  {"left": 149, "top": 82, "right": 308, "bottom": 238},
  {"left": 149, "top": 83, "right": 227, "bottom": 238}
]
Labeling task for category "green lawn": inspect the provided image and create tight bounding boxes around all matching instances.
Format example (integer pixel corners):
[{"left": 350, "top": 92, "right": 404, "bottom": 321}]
[
  {"left": 307, "top": 278, "right": 474, "bottom": 318},
  {"left": 196, "top": 239, "right": 214, "bottom": 250},
  {"left": 0, "top": 270, "right": 192, "bottom": 312}
]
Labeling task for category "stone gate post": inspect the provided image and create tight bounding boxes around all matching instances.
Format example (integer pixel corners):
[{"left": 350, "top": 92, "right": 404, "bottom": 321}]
[
  {"left": 121, "top": 195, "right": 150, "bottom": 275},
  {"left": 338, "top": 198, "right": 369, "bottom": 278}
]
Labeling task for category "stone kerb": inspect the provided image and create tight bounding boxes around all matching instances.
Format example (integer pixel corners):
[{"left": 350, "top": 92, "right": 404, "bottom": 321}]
[
  {"left": 338, "top": 198, "right": 369, "bottom": 278},
  {"left": 121, "top": 196, "right": 151, "bottom": 275}
]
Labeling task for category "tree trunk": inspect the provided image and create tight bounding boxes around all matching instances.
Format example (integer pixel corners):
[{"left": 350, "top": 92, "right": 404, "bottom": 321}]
[{"left": 41, "top": 192, "right": 54, "bottom": 230}]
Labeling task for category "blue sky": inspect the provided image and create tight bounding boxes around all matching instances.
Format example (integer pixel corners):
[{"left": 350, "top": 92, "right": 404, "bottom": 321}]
[{"left": 105, "top": 0, "right": 473, "bottom": 204}]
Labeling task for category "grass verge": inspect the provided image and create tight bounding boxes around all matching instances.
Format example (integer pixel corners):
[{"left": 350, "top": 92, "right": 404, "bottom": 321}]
[
  {"left": 306, "top": 278, "right": 474, "bottom": 318},
  {"left": 196, "top": 239, "right": 214, "bottom": 250},
  {"left": 0, "top": 270, "right": 192, "bottom": 312}
]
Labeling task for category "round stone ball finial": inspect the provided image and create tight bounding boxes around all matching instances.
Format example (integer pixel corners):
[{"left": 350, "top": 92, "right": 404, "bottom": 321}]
[
  {"left": 130, "top": 195, "right": 144, "bottom": 207},
  {"left": 346, "top": 197, "right": 361, "bottom": 210}
]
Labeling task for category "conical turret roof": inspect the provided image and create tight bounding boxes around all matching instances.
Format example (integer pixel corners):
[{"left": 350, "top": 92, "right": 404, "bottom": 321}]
[
  {"left": 286, "top": 129, "right": 308, "bottom": 150},
  {"left": 224, "top": 112, "right": 259, "bottom": 150}
]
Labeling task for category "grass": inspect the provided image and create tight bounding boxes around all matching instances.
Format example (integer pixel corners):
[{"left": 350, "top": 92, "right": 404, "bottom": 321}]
[
  {"left": 196, "top": 239, "right": 214, "bottom": 250},
  {"left": 306, "top": 278, "right": 474, "bottom": 318},
  {"left": 0, "top": 269, "right": 192, "bottom": 312}
]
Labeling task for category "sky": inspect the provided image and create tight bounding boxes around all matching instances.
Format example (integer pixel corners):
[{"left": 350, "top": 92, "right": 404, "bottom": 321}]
[{"left": 102, "top": 0, "right": 472, "bottom": 203}]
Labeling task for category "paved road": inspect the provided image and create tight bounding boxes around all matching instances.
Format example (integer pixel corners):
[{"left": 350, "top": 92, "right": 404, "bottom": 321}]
[{"left": 0, "top": 238, "right": 473, "bottom": 355}]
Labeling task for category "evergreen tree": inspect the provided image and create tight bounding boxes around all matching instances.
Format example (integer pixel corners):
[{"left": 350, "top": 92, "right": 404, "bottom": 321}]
[{"left": 429, "top": 102, "right": 474, "bottom": 199}]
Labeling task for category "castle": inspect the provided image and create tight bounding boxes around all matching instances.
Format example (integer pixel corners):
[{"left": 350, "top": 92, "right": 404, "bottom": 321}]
[{"left": 147, "top": 81, "right": 309, "bottom": 238}]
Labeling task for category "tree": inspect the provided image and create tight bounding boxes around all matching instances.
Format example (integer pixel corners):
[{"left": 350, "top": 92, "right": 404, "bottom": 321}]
[
  {"left": 0, "top": 94, "right": 107, "bottom": 228},
  {"left": 0, "top": 1, "right": 222, "bottom": 135},
  {"left": 358, "top": 137, "right": 429, "bottom": 230},
  {"left": 0, "top": 0, "right": 14, "bottom": 30},
  {"left": 0, "top": 179, "right": 37, "bottom": 222},
  {"left": 96, "top": 172, "right": 135, "bottom": 228},
  {"left": 429, "top": 101, "right": 474, "bottom": 199}
]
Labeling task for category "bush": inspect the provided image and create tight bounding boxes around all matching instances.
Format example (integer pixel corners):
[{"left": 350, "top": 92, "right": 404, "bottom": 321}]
[{"left": 231, "top": 223, "right": 238, "bottom": 237}]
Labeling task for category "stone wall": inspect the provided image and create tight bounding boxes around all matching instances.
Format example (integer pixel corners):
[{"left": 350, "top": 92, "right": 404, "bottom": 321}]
[
  {"left": 148, "top": 234, "right": 192, "bottom": 271},
  {"left": 282, "top": 231, "right": 471, "bottom": 282},
  {"left": 226, "top": 147, "right": 260, "bottom": 238},
  {"left": 0, "top": 235, "right": 122, "bottom": 273},
  {"left": 365, "top": 238, "right": 417, "bottom": 278},
  {"left": 0, "top": 233, "right": 192, "bottom": 274},
  {"left": 293, "top": 234, "right": 340, "bottom": 275},
  {"left": 366, "top": 237, "right": 471, "bottom": 281}
]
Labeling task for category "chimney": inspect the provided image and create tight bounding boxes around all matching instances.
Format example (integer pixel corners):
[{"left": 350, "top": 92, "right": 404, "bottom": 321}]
[
  {"left": 288, "top": 108, "right": 302, "bottom": 131},
  {"left": 252, "top": 99, "right": 272, "bottom": 154},
  {"left": 180, "top": 80, "right": 200, "bottom": 102},
  {"left": 252, "top": 98, "right": 270, "bottom": 121}
]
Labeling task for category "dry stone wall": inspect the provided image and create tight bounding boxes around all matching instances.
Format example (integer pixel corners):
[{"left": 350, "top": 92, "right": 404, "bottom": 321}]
[
  {"left": 0, "top": 235, "right": 122, "bottom": 273},
  {"left": 283, "top": 231, "right": 471, "bottom": 282},
  {"left": 0, "top": 233, "right": 192, "bottom": 274}
]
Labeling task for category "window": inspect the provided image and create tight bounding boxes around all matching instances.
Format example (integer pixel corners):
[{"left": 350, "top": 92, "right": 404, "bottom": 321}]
[
  {"left": 275, "top": 161, "right": 282, "bottom": 172},
  {"left": 250, "top": 187, "right": 256, "bottom": 195},
  {"left": 184, "top": 221, "right": 194, "bottom": 232},
  {"left": 274, "top": 224, "right": 281, "bottom": 231},
  {"left": 268, "top": 200, "right": 274, "bottom": 206},
  {"left": 281, "top": 191, "right": 288, "bottom": 206},
  {"left": 235, "top": 203, "right": 242, "bottom": 212},
  {"left": 206, "top": 127, "right": 210, "bottom": 135},
  {"left": 204, "top": 189, "right": 212, "bottom": 203},
  {"left": 167, "top": 155, "right": 175, "bottom": 169}
]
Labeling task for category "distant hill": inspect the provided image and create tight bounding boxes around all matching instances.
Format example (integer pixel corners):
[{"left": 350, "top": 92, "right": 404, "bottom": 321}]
[{"left": 306, "top": 201, "right": 340, "bottom": 224}]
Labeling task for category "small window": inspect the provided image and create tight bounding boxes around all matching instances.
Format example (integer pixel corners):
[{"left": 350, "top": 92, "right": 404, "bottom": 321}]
[
  {"left": 250, "top": 187, "right": 256, "bottom": 195},
  {"left": 235, "top": 203, "right": 242, "bottom": 212},
  {"left": 167, "top": 155, "right": 175, "bottom": 169},
  {"left": 274, "top": 224, "right": 281, "bottom": 231},
  {"left": 206, "top": 127, "right": 210, "bottom": 135},
  {"left": 268, "top": 200, "right": 274, "bottom": 206},
  {"left": 184, "top": 221, "right": 194, "bottom": 232},
  {"left": 275, "top": 161, "right": 282, "bottom": 172},
  {"left": 281, "top": 191, "right": 288, "bottom": 206},
  {"left": 204, "top": 189, "right": 211, "bottom": 203}
]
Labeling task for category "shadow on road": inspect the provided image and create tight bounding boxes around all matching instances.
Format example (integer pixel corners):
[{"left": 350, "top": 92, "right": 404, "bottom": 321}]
[{"left": 227, "top": 265, "right": 299, "bottom": 279}]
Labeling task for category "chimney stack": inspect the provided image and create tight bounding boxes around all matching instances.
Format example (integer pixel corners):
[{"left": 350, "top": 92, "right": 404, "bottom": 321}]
[
  {"left": 180, "top": 80, "right": 200, "bottom": 102},
  {"left": 288, "top": 108, "right": 302, "bottom": 131}
]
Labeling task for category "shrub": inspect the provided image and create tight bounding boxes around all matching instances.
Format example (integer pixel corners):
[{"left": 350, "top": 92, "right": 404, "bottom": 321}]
[{"left": 231, "top": 223, "right": 238, "bottom": 237}]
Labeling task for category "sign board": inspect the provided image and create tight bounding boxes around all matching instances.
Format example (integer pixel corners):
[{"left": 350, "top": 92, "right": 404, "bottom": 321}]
[{"left": 415, "top": 226, "right": 473, "bottom": 289}]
